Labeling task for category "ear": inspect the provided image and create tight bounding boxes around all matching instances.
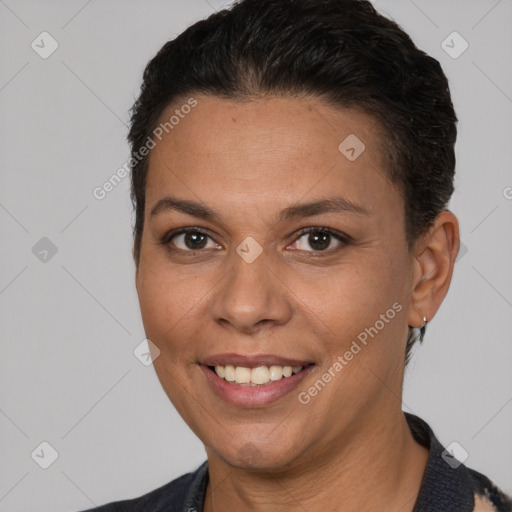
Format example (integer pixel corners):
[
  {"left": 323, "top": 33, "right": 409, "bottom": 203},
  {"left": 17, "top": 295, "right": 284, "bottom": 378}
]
[{"left": 407, "top": 211, "right": 460, "bottom": 328}]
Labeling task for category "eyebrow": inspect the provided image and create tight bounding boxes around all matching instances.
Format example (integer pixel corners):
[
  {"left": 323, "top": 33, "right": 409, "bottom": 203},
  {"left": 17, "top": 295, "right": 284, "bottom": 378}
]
[{"left": 149, "top": 195, "right": 370, "bottom": 222}]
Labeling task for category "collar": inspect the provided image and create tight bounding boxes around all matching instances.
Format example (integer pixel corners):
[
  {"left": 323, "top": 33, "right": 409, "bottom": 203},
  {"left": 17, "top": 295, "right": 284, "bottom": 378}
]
[{"left": 407, "top": 412, "right": 475, "bottom": 511}]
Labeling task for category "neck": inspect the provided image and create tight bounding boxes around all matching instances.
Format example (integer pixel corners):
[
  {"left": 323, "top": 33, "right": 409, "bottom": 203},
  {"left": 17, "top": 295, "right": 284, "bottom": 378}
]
[{"left": 202, "top": 407, "right": 429, "bottom": 512}]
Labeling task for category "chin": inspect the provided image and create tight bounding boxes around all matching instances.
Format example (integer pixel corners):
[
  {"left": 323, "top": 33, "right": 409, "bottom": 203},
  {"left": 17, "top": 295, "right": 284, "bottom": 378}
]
[{"left": 211, "top": 436, "right": 304, "bottom": 472}]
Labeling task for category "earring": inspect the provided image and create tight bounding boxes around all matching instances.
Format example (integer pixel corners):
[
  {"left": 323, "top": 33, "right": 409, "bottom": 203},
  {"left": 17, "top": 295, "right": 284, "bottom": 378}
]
[{"left": 419, "top": 316, "right": 427, "bottom": 343}]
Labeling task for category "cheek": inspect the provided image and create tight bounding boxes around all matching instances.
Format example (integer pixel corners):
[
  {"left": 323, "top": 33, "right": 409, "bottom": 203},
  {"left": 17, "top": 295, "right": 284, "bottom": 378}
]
[
  {"left": 136, "top": 265, "right": 202, "bottom": 407},
  {"left": 136, "top": 260, "right": 201, "bottom": 357},
  {"left": 303, "top": 254, "right": 408, "bottom": 365}
]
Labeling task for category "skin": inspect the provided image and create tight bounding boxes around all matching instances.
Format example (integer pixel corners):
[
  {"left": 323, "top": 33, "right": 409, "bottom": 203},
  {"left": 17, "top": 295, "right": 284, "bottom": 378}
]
[{"left": 135, "top": 94, "right": 460, "bottom": 511}]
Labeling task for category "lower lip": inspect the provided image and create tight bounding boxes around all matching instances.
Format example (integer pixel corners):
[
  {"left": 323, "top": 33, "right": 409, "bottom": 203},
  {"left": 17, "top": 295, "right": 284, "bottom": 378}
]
[{"left": 200, "top": 365, "right": 315, "bottom": 407}]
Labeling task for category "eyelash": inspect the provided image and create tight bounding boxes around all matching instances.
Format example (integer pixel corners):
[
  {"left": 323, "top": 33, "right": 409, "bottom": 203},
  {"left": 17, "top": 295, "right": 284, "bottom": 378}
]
[{"left": 160, "top": 226, "right": 351, "bottom": 256}]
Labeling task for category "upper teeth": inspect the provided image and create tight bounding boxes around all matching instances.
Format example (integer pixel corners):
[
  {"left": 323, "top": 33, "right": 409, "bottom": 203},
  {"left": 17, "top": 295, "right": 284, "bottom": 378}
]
[{"left": 215, "top": 365, "right": 303, "bottom": 385}]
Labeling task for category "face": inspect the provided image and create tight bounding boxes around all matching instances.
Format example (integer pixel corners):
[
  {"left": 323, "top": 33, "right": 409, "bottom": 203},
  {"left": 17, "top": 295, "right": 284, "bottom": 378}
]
[{"left": 136, "top": 95, "right": 416, "bottom": 471}]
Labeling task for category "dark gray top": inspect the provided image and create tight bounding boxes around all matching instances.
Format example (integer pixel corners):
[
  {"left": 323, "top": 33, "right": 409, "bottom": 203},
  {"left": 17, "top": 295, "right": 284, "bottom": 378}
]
[{"left": 78, "top": 413, "right": 511, "bottom": 511}]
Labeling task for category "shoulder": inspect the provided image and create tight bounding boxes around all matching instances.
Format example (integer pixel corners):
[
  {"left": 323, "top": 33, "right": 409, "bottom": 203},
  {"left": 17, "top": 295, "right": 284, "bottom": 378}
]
[
  {"left": 405, "top": 413, "right": 512, "bottom": 512},
  {"left": 468, "top": 467, "right": 512, "bottom": 512},
  {"left": 75, "top": 461, "right": 208, "bottom": 512}
]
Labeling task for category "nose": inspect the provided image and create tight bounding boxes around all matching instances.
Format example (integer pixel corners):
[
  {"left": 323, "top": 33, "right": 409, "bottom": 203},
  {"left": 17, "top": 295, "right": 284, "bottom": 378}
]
[{"left": 209, "top": 247, "right": 293, "bottom": 335}]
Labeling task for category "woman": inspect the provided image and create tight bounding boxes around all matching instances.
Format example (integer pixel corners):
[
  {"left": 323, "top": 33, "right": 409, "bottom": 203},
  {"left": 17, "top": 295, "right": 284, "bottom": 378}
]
[{"left": 80, "top": 0, "right": 511, "bottom": 510}]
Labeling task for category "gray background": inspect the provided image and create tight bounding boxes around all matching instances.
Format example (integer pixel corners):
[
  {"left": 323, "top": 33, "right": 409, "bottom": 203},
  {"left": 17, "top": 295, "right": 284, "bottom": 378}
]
[{"left": 1, "top": 0, "right": 511, "bottom": 510}]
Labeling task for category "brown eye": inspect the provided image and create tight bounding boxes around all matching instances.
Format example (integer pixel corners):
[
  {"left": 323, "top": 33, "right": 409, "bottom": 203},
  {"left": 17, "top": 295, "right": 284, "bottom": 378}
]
[
  {"left": 166, "top": 229, "right": 219, "bottom": 251},
  {"left": 292, "top": 228, "right": 348, "bottom": 252}
]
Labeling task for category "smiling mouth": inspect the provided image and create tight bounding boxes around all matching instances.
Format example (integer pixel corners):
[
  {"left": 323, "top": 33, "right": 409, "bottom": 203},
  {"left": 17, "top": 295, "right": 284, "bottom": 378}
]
[{"left": 207, "top": 364, "right": 313, "bottom": 386}]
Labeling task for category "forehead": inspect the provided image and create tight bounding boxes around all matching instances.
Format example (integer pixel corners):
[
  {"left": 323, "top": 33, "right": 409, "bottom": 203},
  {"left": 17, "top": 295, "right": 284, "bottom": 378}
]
[
  {"left": 145, "top": 94, "right": 393, "bottom": 216},
  {"left": 150, "top": 94, "right": 385, "bottom": 162}
]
